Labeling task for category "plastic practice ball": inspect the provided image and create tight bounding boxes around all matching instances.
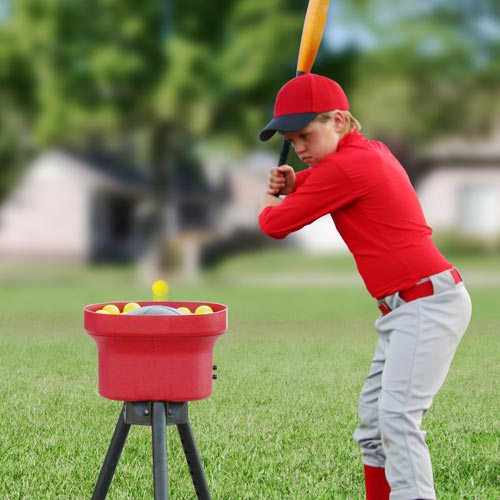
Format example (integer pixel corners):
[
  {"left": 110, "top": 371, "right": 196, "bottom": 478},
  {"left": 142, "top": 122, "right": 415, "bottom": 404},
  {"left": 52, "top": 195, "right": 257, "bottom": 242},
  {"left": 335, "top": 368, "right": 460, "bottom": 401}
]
[
  {"left": 122, "top": 302, "right": 141, "bottom": 313},
  {"left": 152, "top": 280, "right": 169, "bottom": 298},
  {"left": 102, "top": 304, "right": 120, "bottom": 315},
  {"left": 177, "top": 306, "right": 192, "bottom": 315},
  {"left": 195, "top": 305, "right": 213, "bottom": 315}
]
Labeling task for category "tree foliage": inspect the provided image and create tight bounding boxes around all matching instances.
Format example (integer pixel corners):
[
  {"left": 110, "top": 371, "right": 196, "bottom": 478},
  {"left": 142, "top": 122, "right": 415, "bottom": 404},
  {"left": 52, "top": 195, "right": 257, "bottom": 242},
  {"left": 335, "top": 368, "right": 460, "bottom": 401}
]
[
  {"left": 0, "top": 0, "right": 498, "bottom": 201},
  {"left": 337, "top": 0, "right": 500, "bottom": 143},
  {"left": 14, "top": 0, "right": 164, "bottom": 144}
]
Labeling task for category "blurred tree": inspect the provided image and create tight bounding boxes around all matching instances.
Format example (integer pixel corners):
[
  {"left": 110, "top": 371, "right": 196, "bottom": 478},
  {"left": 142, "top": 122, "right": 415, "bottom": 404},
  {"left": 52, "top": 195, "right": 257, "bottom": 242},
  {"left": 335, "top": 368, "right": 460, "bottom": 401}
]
[
  {"left": 0, "top": 0, "right": 166, "bottom": 198},
  {"left": 332, "top": 0, "right": 500, "bottom": 145},
  {"left": 0, "top": 0, "right": 321, "bottom": 177},
  {"left": 0, "top": 14, "right": 35, "bottom": 200},
  {"left": 146, "top": 0, "right": 313, "bottom": 268},
  {"left": 153, "top": 0, "right": 314, "bottom": 150},
  {"left": 13, "top": 0, "right": 164, "bottom": 146},
  {"left": 0, "top": 0, "right": 496, "bottom": 212}
]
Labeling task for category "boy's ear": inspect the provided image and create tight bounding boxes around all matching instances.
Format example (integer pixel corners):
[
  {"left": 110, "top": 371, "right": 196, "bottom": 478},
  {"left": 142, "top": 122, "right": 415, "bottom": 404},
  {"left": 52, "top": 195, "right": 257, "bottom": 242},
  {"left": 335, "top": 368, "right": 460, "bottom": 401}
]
[{"left": 333, "top": 111, "right": 346, "bottom": 131}]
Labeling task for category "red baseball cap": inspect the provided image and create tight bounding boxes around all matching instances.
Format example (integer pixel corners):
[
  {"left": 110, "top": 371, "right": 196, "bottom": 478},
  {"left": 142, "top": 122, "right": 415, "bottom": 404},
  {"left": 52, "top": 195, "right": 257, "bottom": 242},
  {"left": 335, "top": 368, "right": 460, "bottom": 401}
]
[{"left": 259, "top": 73, "right": 349, "bottom": 141}]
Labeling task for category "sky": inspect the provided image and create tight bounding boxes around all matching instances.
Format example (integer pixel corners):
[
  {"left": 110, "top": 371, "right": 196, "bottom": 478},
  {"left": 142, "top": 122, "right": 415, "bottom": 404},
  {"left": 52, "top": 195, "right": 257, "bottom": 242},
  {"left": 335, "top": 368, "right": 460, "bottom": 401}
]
[{"left": 324, "top": 0, "right": 500, "bottom": 54}]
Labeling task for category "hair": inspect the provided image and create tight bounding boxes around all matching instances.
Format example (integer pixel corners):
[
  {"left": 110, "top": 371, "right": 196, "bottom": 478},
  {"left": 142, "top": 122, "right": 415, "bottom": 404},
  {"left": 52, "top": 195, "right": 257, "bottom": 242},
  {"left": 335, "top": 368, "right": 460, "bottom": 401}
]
[
  {"left": 315, "top": 110, "right": 362, "bottom": 135},
  {"left": 278, "top": 110, "right": 361, "bottom": 138}
]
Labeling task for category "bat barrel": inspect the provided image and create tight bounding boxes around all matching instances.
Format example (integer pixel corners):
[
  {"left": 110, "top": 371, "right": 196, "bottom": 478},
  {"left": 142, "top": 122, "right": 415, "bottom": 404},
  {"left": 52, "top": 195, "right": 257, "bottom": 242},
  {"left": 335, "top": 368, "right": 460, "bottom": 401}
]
[
  {"left": 296, "top": 0, "right": 330, "bottom": 75},
  {"left": 275, "top": 0, "right": 330, "bottom": 174}
]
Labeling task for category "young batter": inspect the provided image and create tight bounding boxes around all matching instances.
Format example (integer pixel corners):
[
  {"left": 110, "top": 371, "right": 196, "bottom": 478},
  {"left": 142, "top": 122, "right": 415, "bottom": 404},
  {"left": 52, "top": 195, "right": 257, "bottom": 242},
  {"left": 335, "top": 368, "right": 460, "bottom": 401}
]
[{"left": 257, "top": 73, "right": 472, "bottom": 500}]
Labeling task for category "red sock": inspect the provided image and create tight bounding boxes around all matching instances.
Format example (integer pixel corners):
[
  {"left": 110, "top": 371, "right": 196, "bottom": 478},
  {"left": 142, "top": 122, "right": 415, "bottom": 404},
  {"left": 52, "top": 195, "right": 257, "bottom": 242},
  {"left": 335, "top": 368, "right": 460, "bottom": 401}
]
[{"left": 364, "top": 465, "right": 391, "bottom": 500}]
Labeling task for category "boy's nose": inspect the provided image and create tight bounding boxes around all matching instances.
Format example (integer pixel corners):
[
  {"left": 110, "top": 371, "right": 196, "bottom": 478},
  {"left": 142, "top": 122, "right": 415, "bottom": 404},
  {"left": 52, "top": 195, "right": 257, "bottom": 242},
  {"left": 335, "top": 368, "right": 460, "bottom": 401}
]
[{"left": 294, "top": 142, "right": 306, "bottom": 154}]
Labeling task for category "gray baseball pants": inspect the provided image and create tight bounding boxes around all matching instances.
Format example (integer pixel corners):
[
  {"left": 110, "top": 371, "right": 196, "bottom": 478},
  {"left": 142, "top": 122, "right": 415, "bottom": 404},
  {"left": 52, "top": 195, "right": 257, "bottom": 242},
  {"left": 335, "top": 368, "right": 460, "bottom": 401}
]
[{"left": 354, "top": 268, "right": 472, "bottom": 500}]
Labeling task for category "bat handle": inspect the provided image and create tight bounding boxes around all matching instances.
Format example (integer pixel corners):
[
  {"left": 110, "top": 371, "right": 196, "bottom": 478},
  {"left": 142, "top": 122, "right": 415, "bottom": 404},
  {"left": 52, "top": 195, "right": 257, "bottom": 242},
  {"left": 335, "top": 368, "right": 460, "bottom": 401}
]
[
  {"left": 276, "top": 74, "right": 302, "bottom": 169},
  {"left": 274, "top": 139, "right": 291, "bottom": 197},
  {"left": 278, "top": 139, "right": 291, "bottom": 166}
]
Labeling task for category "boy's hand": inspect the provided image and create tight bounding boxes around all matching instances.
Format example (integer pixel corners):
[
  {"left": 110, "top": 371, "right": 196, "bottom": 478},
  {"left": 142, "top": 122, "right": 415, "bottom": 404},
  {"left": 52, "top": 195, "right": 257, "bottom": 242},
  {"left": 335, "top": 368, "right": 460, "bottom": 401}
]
[{"left": 268, "top": 165, "right": 296, "bottom": 196}]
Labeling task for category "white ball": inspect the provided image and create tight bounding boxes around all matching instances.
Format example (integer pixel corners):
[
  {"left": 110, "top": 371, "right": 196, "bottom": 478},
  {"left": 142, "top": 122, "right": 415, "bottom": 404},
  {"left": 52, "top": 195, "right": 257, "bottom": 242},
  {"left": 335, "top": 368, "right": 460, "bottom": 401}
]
[{"left": 125, "top": 305, "right": 182, "bottom": 316}]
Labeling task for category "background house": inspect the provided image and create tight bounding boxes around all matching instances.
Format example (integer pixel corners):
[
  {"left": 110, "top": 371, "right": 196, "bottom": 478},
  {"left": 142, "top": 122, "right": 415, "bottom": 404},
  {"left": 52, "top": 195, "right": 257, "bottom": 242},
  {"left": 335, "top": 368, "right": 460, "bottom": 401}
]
[
  {"left": 2, "top": 129, "right": 499, "bottom": 272},
  {"left": 0, "top": 150, "right": 235, "bottom": 271},
  {"left": 0, "top": 150, "right": 235, "bottom": 269},
  {"left": 417, "top": 128, "right": 500, "bottom": 244},
  {"left": 0, "top": 151, "right": 152, "bottom": 264},
  {"left": 0, "top": 149, "right": 230, "bottom": 268}
]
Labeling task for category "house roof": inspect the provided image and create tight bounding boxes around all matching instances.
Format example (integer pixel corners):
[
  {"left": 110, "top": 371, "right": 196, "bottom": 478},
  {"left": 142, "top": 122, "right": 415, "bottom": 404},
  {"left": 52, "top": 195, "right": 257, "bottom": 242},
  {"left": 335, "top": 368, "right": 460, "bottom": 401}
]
[
  {"left": 72, "top": 150, "right": 152, "bottom": 189},
  {"left": 421, "top": 127, "right": 500, "bottom": 165}
]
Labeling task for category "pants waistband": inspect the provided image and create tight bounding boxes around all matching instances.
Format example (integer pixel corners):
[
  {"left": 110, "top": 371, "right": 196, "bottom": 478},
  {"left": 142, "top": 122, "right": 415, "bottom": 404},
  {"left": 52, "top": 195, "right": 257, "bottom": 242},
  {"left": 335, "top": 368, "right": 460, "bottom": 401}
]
[{"left": 377, "top": 268, "right": 462, "bottom": 316}]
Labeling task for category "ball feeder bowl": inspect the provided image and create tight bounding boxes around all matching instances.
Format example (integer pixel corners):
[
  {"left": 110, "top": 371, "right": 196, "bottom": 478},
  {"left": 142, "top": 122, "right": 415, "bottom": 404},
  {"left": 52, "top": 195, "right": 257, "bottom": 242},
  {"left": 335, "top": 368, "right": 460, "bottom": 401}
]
[
  {"left": 84, "top": 301, "right": 227, "bottom": 402},
  {"left": 84, "top": 301, "right": 228, "bottom": 500}
]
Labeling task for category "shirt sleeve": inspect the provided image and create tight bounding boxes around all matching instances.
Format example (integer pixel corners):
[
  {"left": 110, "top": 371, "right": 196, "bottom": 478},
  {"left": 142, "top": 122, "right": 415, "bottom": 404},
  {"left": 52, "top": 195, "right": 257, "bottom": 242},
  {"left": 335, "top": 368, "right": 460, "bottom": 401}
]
[
  {"left": 259, "top": 159, "right": 359, "bottom": 239},
  {"left": 294, "top": 168, "right": 314, "bottom": 190}
]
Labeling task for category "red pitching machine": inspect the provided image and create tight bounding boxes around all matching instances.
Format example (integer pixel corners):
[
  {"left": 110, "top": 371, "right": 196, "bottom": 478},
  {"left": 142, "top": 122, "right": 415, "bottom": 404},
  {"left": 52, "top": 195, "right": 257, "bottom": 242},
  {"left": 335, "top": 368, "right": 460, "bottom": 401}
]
[{"left": 84, "top": 300, "right": 228, "bottom": 500}]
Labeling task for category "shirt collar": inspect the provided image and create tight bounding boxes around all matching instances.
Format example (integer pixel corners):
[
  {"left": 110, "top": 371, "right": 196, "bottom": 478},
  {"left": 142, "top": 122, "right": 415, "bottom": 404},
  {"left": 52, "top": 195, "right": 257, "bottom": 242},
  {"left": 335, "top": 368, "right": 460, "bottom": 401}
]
[{"left": 337, "top": 130, "right": 361, "bottom": 150}]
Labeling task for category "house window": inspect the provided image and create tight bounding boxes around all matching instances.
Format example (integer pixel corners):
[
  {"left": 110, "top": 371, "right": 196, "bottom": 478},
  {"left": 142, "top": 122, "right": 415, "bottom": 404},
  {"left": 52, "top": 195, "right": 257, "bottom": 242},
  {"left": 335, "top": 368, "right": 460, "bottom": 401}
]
[{"left": 459, "top": 186, "right": 499, "bottom": 236}]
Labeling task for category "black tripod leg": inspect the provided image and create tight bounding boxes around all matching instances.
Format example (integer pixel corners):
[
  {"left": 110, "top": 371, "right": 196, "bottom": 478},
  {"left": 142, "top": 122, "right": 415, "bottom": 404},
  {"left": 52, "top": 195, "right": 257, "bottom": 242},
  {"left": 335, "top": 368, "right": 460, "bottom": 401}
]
[
  {"left": 177, "top": 422, "right": 212, "bottom": 500},
  {"left": 152, "top": 402, "right": 168, "bottom": 500},
  {"left": 92, "top": 404, "right": 131, "bottom": 500}
]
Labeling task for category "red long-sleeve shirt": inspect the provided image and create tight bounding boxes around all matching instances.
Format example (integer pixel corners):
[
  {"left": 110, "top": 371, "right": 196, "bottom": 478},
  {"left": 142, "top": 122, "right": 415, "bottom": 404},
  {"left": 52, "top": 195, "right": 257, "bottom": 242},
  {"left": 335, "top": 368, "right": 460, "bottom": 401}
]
[{"left": 259, "top": 131, "right": 451, "bottom": 299}]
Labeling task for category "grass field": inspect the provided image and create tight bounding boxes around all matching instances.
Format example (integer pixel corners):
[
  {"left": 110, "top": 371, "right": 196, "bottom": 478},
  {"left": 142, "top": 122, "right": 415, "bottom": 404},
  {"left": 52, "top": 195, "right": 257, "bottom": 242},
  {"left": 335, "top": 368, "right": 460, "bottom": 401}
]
[{"left": 0, "top": 250, "right": 499, "bottom": 499}]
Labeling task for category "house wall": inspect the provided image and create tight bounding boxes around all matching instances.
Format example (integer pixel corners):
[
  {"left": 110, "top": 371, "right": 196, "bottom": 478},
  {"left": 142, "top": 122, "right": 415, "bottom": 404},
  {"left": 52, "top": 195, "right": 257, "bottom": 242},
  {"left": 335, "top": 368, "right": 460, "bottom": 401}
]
[
  {"left": 417, "top": 166, "right": 500, "bottom": 237},
  {"left": 0, "top": 152, "right": 93, "bottom": 262}
]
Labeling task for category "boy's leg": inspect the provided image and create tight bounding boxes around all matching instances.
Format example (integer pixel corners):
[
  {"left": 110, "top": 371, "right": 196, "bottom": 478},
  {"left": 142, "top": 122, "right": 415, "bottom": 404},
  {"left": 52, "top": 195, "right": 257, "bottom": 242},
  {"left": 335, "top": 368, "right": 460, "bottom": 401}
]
[
  {"left": 376, "top": 274, "right": 471, "bottom": 500},
  {"left": 354, "top": 337, "right": 391, "bottom": 499}
]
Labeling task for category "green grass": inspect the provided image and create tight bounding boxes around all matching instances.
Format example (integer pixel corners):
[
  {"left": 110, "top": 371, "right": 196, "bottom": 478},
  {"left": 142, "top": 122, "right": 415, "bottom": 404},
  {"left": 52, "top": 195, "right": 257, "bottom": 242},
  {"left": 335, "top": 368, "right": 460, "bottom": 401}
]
[{"left": 0, "top": 251, "right": 499, "bottom": 499}]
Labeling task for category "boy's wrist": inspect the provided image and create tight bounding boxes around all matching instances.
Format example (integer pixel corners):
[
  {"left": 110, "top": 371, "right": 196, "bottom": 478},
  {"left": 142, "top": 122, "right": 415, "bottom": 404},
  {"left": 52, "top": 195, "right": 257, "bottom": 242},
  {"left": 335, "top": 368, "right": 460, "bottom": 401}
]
[{"left": 259, "top": 193, "right": 283, "bottom": 214}]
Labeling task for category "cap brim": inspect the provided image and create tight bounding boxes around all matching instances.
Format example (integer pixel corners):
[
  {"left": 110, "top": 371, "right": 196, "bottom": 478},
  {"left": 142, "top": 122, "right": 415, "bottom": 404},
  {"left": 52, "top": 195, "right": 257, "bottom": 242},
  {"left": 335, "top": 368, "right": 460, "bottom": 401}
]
[{"left": 259, "top": 112, "right": 318, "bottom": 141}]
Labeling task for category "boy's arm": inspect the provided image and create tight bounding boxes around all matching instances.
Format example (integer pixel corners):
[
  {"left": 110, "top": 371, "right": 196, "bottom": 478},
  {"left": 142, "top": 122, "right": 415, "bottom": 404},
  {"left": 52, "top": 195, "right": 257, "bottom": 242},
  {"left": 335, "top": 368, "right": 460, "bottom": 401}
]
[
  {"left": 294, "top": 167, "right": 314, "bottom": 190},
  {"left": 259, "top": 160, "right": 356, "bottom": 239},
  {"left": 258, "top": 165, "right": 314, "bottom": 223}
]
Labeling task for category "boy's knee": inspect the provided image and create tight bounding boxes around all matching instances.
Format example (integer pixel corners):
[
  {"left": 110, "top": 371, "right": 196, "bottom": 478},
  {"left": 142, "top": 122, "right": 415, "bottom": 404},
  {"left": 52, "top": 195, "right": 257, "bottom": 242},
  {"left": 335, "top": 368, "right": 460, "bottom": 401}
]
[{"left": 378, "top": 405, "right": 424, "bottom": 450}]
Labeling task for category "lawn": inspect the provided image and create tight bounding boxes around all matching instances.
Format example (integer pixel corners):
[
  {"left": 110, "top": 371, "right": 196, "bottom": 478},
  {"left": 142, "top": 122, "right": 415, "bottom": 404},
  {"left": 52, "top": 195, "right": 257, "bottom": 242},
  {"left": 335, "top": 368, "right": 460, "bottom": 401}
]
[{"left": 0, "top": 250, "right": 499, "bottom": 499}]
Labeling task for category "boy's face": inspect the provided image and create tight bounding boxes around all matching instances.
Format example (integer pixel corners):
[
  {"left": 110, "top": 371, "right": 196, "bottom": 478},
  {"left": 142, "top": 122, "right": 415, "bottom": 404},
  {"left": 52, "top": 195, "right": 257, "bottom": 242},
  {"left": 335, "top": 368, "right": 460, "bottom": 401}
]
[{"left": 283, "top": 113, "right": 344, "bottom": 167}]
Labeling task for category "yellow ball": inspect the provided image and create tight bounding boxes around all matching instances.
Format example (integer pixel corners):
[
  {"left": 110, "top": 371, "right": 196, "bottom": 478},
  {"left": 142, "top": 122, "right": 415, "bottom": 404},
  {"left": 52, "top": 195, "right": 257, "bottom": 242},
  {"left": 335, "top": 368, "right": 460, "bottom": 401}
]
[
  {"left": 123, "top": 302, "right": 141, "bottom": 313},
  {"left": 195, "top": 305, "right": 213, "bottom": 315},
  {"left": 102, "top": 304, "right": 120, "bottom": 315},
  {"left": 96, "top": 309, "right": 109, "bottom": 314},
  {"left": 177, "top": 306, "right": 192, "bottom": 315},
  {"left": 152, "top": 280, "right": 169, "bottom": 297}
]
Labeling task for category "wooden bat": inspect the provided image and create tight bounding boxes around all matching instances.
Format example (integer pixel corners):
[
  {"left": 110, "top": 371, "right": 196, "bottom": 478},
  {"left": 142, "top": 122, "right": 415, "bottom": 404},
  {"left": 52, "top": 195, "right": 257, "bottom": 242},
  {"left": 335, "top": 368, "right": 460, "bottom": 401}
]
[{"left": 278, "top": 0, "right": 330, "bottom": 166}]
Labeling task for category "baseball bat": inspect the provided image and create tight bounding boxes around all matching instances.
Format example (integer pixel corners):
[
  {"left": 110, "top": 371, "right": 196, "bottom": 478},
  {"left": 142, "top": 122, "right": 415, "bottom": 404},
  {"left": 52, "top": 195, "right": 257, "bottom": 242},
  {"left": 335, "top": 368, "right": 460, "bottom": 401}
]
[{"left": 278, "top": 0, "right": 330, "bottom": 167}]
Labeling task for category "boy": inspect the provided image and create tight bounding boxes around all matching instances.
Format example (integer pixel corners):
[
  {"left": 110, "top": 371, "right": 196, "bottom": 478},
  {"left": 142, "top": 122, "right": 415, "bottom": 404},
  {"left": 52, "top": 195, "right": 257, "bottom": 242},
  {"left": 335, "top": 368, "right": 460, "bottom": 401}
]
[{"left": 257, "top": 73, "right": 472, "bottom": 500}]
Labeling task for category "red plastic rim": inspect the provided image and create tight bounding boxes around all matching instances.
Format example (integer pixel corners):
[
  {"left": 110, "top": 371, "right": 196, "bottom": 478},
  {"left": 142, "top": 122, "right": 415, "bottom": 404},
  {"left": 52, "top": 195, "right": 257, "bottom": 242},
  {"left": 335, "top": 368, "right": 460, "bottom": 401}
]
[{"left": 84, "top": 301, "right": 228, "bottom": 338}]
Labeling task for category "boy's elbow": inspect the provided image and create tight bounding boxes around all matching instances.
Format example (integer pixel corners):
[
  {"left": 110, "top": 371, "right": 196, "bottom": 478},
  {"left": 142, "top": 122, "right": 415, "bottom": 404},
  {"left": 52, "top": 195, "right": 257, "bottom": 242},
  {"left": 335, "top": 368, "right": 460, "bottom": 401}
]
[
  {"left": 258, "top": 213, "right": 289, "bottom": 240},
  {"left": 261, "top": 227, "right": 287, "bottom": 240}
]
